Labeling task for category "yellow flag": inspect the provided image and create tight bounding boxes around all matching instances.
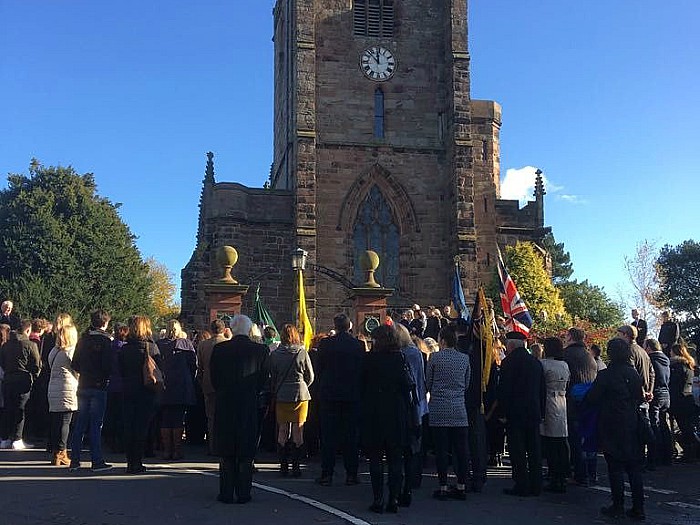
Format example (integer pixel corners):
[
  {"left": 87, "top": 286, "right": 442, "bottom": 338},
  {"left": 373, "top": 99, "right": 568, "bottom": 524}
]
[
  {"left": 478, "top": 286, "right": 494, "bottom": 396},
  {"left": 298, "top": 269, "right": 313, "bottom": 350}
]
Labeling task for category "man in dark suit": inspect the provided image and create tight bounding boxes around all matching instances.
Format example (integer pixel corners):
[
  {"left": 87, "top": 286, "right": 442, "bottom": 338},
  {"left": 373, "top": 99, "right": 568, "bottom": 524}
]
[
  {"left": 315, "top": 313, "right": 365, "bottom": 486},
  {"left": 498, "top": 331, "right": 545, "bottom": 497},
  {"left": 0, "top": 300, "right": 21, "bottom": 331},
  {"left": 211, "top": 315, "right": 270, "bottom": 504},
  {"left": 631, "top": 309, "right": 648, "bottom": 346}
]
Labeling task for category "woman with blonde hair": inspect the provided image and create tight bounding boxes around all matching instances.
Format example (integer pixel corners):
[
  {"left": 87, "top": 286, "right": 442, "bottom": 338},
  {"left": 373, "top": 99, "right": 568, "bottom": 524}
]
[
  {"left": 669, "top": 342, "right": 699, "bottom": 462},
  {"left": 119, "top": 316, "right": 161, "bottom": 474},
  {"left": 156, "top": 319, "right": 197, "bottom": 460},
  {"left": 269, "top": 323, "right": 314, "bottom": 477},
  {"left": 47, "top": 323, "right": 79, "bottom": 466}
]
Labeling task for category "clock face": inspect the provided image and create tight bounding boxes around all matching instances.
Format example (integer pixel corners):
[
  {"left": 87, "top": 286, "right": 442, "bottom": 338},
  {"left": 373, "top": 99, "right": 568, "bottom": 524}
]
[{"left": 360, "top": 46, "right": 396, "bottom": 82}]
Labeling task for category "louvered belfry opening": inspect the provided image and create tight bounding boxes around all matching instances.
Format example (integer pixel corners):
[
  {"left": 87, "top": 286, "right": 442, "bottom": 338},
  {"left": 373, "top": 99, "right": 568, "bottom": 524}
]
[{"left": 353, "top": 0, "right": 394, "bottom": 37}]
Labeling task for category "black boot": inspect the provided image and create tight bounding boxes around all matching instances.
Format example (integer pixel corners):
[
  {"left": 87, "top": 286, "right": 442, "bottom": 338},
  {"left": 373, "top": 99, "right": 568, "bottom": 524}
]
[
  {"left": 291, "top": 443, "right": 302, "bottom": 478},
  {"left": 278, "top": 442, "right": 290, "bottom": 477},
  {"left": 385, "top": 494, "right": 399, "bottom": 513},
  {"left": 369, "top": 496, "right": 384, "bottom": 513}
]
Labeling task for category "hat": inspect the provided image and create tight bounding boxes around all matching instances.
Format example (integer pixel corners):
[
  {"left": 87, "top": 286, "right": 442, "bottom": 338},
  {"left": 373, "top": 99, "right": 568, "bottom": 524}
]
[{"left": 505, "top": 331, "right": 527, "bottom": 341}]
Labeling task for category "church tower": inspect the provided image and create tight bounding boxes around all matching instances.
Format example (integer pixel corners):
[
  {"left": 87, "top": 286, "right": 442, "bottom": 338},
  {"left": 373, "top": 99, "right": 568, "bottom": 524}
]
[{"left": 271, "top": 0, "right": 489, "bottom": 320}]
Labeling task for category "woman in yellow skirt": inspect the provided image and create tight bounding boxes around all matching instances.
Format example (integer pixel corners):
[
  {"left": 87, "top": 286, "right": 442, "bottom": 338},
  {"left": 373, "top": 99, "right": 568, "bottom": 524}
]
[{"left": 270, "top": 324, "right": 314, "bottom": 477}]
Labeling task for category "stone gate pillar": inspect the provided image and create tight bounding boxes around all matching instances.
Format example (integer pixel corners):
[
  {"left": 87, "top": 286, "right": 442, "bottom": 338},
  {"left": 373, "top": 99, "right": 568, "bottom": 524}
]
[
  {"left": 203, "top": 245, "right": 249, "bottom": 323},
  {"left": 350, "top": 250, "right": 393, "bottom": 337}
]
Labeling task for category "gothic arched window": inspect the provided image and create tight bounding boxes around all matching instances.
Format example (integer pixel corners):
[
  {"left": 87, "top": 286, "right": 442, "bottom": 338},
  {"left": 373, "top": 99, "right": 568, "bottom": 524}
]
[
  {"left": 353, "top": 0, "right": 394, "bottom": 37},
  {"left": 352, "top": 186, "right": 399, "bottom": 289}
]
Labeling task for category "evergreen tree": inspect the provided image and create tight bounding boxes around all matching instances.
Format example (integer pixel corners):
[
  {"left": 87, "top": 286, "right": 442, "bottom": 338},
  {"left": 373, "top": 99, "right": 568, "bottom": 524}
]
[
  {"left": 558, "top": 279, "right": 624, "bottom": 328},
  {"left": 541, "top": 231, "right": 573, "bottom": 285},
  {"left": 656, "top": 240, "right": 700, "bottom": 342},
  {"left": 0, "top": 160, "right": 152, "bottom": 328}
]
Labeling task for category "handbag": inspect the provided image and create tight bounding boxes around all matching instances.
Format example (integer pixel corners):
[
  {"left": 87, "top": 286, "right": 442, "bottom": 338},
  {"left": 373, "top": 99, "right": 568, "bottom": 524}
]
[
  {"left": 637, "top": 407, "right": 654, "bottom": 445},
  {"left": 143, "top": 344, "right": 165, "bottom": 392}
]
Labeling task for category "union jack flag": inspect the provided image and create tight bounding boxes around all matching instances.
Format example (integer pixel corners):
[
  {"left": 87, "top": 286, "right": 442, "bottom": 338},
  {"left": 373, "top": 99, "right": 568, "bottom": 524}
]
[{"left": 497, "top": 247, "right": 533, "bottom": 335}]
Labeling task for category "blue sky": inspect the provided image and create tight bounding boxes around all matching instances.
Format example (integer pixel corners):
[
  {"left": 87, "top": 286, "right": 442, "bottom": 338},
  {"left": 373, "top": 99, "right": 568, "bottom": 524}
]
[{"left": 1, "top": 1, "right": 699, "bottom": 311}]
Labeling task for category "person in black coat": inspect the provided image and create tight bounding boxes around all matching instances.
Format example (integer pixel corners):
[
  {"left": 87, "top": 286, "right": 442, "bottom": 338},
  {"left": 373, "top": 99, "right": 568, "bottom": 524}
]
[
  {"left": 119, "top": 315, "right": 161, "bottom": 474},
  {"left": 211, "top": 315, "right": 270, "bottom": 505},
  {"left": 155, "top": 320, "right": 197, "bottom": 461},
  {"left": 668, "top": 343, "right": 699, "bottom": 462},
  {"left": 314, "top": 313, "right": 365, "bottom": 486},
  {"left": 585, "top": 338, "right": 645, "bottom": 521},
  {"left": 658, "top": 311, "right": 680, "bottom": 355},
  {"left": 361, "top": 325, "right": 413, "bottom": 514},
  {"left": 0, "top": 320, "right": 40, "bottom": 448},
  {"left": 498, "top": 331, "right": 545, "bottom": 497},
  {"left": 0, "top": 301, "right": 21, "bottom": 331}
]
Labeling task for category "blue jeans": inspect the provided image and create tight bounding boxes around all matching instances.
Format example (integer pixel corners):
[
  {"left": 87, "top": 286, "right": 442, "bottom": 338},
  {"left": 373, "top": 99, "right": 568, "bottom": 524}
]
[{"left": 71, "top": 389, "right": 107, "bottom": 466}]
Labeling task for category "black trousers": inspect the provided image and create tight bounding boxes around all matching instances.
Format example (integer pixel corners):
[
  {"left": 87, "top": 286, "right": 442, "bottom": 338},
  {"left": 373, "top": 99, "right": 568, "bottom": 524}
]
[
  {"left": 432, "top": 426, "right": 469, "bottom": 485},
  {"left": 542, "top": 435, "right": 570, "bottom": 482},
  {"left": 49, "top": 411, "right": 73, "bottom": 451},
  {"left": 1, "top": 383, "right": 31, "bottom": 442},
  {"left": 506, "top": 421, "right": 542, "bottom": 495},
  {"left": 123, "top": 394, "right": 155, "bottom": 469},
  {"left": 604, "top": 453, "right": 644, "bottom": 510},
  {"left": 367, "top": 443, "right": 403, "bottom": 502},
  {"left": 319, "top": 400, "right": 359, "bottom": 478},
  {"left": 219, "top": 455, "right": 254, "bottom": 501}
]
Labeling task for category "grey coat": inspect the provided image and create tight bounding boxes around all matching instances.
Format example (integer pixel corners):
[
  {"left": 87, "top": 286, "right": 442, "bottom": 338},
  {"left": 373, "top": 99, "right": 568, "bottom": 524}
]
[
  {"left": 270, "top": 344, "right": 314, "bottom": 403},
  {"left": 47, "top": 346, "right": 79, "bottom": 412}
]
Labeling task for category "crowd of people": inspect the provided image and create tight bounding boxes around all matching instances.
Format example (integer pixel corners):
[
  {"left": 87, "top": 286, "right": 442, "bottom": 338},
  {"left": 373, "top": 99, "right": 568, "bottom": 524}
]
[{"left": 0, "top": 298, "right": 698, "bottom": 521}]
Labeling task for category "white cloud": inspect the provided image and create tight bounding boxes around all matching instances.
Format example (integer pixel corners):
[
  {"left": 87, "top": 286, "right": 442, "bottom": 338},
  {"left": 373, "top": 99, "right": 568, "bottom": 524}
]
[
  {"left": 500, "top": 166, "right": 582, "bottom": 207},
  {"left": 558, "top": 194, "right": 587, "bottom": 205}
]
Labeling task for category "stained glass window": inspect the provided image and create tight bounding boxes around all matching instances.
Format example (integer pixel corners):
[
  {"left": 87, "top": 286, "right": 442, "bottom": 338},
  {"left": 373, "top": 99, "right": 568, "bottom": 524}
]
[{"left": 352, "top": 186, "right": 399, "bottom": 289}]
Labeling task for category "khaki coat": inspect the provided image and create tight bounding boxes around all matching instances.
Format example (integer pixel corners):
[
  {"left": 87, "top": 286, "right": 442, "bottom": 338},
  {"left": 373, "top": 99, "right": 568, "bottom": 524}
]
[{"left": 540, "top": 358, "right": 569, "bottom": 437}]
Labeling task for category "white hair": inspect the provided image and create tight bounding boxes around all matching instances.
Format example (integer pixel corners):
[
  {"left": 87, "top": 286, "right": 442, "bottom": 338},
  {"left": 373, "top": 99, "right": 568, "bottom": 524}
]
[
  {"left": 394, "top": 323, "right": 413, "bottom": 347},
  {"left": 1, "top": 300, "right": 12, "bottom": 310},
  {"left": 230, "top": 314, "right": 253, "bottom": 337}
]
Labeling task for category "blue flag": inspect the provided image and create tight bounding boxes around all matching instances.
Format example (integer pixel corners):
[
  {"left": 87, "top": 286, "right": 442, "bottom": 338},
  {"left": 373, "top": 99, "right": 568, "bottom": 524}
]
[{"left": 451, "top": 263, "right": 470, "bottom": 322}]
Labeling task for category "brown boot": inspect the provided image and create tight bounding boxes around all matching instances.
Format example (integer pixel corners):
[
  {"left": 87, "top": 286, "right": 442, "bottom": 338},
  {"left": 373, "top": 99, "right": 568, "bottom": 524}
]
[
  {"left": 58, "top": 450, "right": 71, "bottom": 466},
  {"left": 51, "top": 452, "right": 62, "bottom": 466},
  {"left": 160, "top": 429, "right": 173, "bottom": 460},
  {"left": 172, "top": 428, "right": 184, "bottom": 460}
]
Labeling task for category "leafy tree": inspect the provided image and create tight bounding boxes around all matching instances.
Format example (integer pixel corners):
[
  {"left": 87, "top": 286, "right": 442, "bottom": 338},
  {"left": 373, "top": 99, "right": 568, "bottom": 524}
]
[
  {"left": 146, "top": 257, "right": 180, "bottom": 329},
  {"left": 541, "top": 232, "right": 573, "bottom": 285},
  {"left": 0, "top": 160, "right": 152, "bottom": 328},
  {"left": 656, "top": 240, "right": 700, "bottom": 323},
  {"left": 491, "top": 241, "right": 569, "bottom": 335},
  {"left": 558, "top": 279, "right": 624, "bottom": 328}
]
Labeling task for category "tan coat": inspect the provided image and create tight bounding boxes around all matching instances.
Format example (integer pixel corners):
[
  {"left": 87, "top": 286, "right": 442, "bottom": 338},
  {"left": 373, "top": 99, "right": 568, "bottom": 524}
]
[
  {"left": 197, "top": 334, "right": 228, "bottom": 395},
  {"left": 540, "top": 359, "right": 570, "bottom": 437}
]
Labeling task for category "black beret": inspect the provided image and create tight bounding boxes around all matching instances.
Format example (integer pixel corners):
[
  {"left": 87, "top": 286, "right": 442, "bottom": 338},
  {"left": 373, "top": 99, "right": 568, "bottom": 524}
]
[{"left": 505, "top": 331, "right": 527, "bottom": 341}]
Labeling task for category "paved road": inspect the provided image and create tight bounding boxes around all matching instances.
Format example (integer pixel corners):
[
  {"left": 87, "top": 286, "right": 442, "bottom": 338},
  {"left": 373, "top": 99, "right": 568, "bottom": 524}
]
[{"left": 1, "top": 447, "right": 699, "bottom": 525}]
